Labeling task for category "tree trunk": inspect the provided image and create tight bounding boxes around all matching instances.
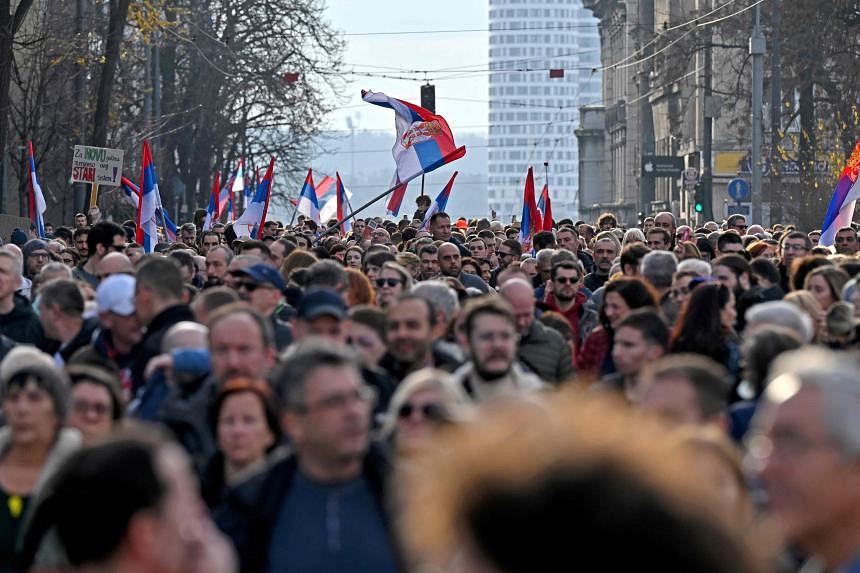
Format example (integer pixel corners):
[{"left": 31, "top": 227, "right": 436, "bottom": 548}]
[{"left": 91, "top": 0, "right": 131, "bottom": 147}]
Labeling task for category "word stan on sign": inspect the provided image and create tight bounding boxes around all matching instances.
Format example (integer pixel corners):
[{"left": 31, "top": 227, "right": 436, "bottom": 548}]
[{"left": 71, "top": 145, "right": 124, "bottom": 187}]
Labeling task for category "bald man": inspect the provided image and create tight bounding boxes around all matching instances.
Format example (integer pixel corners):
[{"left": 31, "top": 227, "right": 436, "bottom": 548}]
[
  {"left": 95, "top": 252, "right": 134, "bottom": 282},
  {"left": 438, "top": 242, "right": 489, "bottom": 293},
  {"left": 500, "top": 278, "right": 574, "bottom": 384}
]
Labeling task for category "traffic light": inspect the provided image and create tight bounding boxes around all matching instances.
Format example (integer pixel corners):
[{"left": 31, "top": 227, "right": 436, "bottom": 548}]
[
  {"left": 421, "top": 83, "right": 435, "bottom": 113},
  {"left": 693, "top": 183, "right": 705, "bottom": 214}
]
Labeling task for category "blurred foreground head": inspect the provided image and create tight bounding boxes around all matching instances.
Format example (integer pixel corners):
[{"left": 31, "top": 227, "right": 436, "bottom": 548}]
[{"left": 398, "top": 392, "right": 767, "bottom": 573}]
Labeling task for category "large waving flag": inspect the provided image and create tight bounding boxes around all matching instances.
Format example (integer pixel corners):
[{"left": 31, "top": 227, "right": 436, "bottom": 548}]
[
  {"left": 518, "top": 167, "right": 540, "bottom": 252},
  {"left": 234, "top": 156, "right": 275, "bottom": 238},
  {"left": 821, "top": 140, "right": 860, "bottom": 247},
  {"left": 336, "top": 172, "right": 352, "bottom": 234},
  {"left": 315, "top": 175, "right": 336, "bottom": 199},
  {"left": 386, "top": 182, "right": 408, "bottom": 217},
  {"left": 319, "top": 176, "right": 353, "bottom": 225},
  {"left": 539, "top": 183, "right": 553, "bottom": 231},
  {"left": 136, "top": 141, "right": 168, "bottom": 252},
  {"left": 297, "top": 168, "right": 320, "bottom": 224},
  {"left": 421, "top": 171, "right": 458, "bottom": 230},
  {"left": 123, "top": 175, "right": 177, "bottom": 244},
  {"left": 202, "top": 171, "right": 221, "bottom": 231},
  {"left": 362, "top": 89, "right": 466, "bottom": 193},
  {"left": 26, "top": 141, "right": 46, "bottom": 238}
]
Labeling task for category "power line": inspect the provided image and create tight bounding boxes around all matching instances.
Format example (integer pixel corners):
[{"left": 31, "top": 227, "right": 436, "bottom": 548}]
[{"left": 343, "top": 23, "right": 606, "bottom": 37}]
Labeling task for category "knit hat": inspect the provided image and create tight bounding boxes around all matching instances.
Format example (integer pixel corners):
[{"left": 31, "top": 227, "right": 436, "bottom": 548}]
[
  {"left": 0, "top": 346, "right": 70, "bottom": 421},
  {"left": 22, "top": 239, "right": 47, "bottom": 261}
]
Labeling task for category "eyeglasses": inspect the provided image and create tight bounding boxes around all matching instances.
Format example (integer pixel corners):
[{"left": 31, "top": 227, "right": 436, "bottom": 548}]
[
  {"left": 375, "top": 277, "right": 402, "bottom": 288},
  {"left": 72, "top": 400, "right": 111, "bottom": 418},
  {"left": 498, "top": 251, "right": 514, "bottom": 258},
  {"left": 398, "top": 402, "right": 447, "bottom": 422},
  {"left": 555, "top": 276, "right": 580, "bottom": 284},
  {"left": 236, "top": 281, "right": 264, "bottom": 292},
  {"left": 783, "top": 244, "right": 809, "bottom": 252},
  {"left": 29, "top": 252, "right": 49, "bottom": 260},
  {"left": 299, "top": 385, "right": 376, "bottom": 413}
]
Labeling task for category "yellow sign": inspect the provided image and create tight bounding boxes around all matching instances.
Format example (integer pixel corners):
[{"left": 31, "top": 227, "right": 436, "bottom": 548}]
[{"left": 715, "top": 152, "right": 746, "bottom": 175}]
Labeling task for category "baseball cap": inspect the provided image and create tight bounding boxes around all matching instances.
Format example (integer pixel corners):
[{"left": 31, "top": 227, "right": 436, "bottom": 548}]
[
  {"left": 234, "top": 264, "right": 286, "bottom": 293},
  {"left": 296, "top": 289, "right": 346, "bottom": 321},
  {"left": 96, "top": 274, "right": 136, "bottom": 316}
]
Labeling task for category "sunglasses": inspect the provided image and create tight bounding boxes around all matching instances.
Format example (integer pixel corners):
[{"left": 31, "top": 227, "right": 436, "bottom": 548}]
[
  {"left": 398, "top": 402, "right": 447, "bottom": 422},
  {"left": 237, "top": 281, "right": 265, "bottom": 292},
  {"left": 555, "top": 276, "right": 580, "bottom": 284},
  {"left": 375, "top": 277, "right": 401, "bottom": 288}
]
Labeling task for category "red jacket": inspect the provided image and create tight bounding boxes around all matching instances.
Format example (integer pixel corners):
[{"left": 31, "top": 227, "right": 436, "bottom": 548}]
[{"left": 543, "top": 290, "right": 588, "bottom": 351}]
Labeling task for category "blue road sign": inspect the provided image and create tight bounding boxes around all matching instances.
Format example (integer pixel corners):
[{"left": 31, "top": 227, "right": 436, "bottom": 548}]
[{"left": 727, "top": 178, "right": 750, "bottom": 202}]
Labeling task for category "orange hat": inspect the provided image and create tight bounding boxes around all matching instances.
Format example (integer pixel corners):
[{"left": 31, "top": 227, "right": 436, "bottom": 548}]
[{"left": 455, "top": 218, "right": 468, "bottom": 230}]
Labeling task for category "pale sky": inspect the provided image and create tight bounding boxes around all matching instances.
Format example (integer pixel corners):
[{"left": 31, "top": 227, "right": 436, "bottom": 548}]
[{"left": 323, "top": 0, "right": 489, "bottom": 136}]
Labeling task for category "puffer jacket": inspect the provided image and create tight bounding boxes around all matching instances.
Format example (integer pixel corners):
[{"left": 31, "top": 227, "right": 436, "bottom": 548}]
[{"left": 518, "top": 320, "right": 575, "bottom": 384}]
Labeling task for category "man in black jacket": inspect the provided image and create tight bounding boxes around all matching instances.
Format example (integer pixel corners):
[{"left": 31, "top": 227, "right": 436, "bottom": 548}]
[
  {"left": 131, "top": 256, "right": 195, "bottom": 392},
  {"left": 215, "top": 342, "right": 398, "bottom": 573},
  {"left": 0, "top": 250, "right": 43, "bottom": 346}
]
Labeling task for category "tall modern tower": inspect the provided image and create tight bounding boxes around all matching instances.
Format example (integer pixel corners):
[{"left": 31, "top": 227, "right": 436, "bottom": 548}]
[{"left": 488, "top": 0, "right": 601, "bottom": 221}]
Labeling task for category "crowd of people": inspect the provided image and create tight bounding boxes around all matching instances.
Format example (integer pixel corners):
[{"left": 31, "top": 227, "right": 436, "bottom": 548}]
[{"left": 0, "top": 202, "right": 856, "bottom": 572}]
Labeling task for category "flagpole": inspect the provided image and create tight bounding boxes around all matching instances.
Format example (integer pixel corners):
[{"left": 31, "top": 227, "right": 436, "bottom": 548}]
[
  {"left": 325, "top": 146, "right": 466, "bottom": 234},
  {"left": 544, "top": 161, "right": 549, "bottom": 190},
  {"left": 420, "top": 174, "right": 425, "bottom": 197},
  {"left": 288, "top": 197, "right": 299, "bottom": 227}
]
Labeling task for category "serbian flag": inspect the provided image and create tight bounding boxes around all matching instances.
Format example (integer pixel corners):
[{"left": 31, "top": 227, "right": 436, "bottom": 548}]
[
  {"left": 362, "top": 89, "right": 466, "bottom": 196},
  {"left": 297, "top": 169, "right": 320, "bottom": 224},
  {"left": 518, "top": 167, "right": 540, "bottom": 251},
  {"left": 234, "top": 156, "right": 275, "bottom": 238},
  {"left": 123, "top": 175, "right": 177, "bottom": 243},
  {"left": 335, "top": 173, "right": 352, "bottom": 234},
  {"left": 136, "top": 141, "right": 167, "bottom": 251},
  {"left": 315, "top": 175, "right": 336, "bottom": 199},
  {"left": 539, "top": 183, "right": 552, "bottom": 231},
  {"left": 821, "top": 140, "right": 860, "bottom": 247},
  {"left": 26, "top": 142, "right": 46, "bottom": 238},
  {"left": 421, "top": 171, "right": 458, "bottom": 230},
  {"left": 202, "top": 171, "right": 221, "bottom": 231}
]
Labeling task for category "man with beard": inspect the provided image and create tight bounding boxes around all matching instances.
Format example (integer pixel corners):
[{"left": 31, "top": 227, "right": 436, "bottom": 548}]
[
  {"left": 541, "top": 261, "right": 587, "bottom": 351},
  {"left": 583, "top": 232, "right": 620, "bottom": 292},
  {"left": 438, "top": 242, "right": 489, "bottom": 293},
  {"left": 379, "top": 293, "right": 461, "bottom": 382},
  {"left": 450, "top": 297, "right": 542, "bottom": 402},
  {"left": 712, "top": 254, "right": 765, "bottom": 332},
  {"left": 204, "top": 245, "right": 233, "bottom": 287},
  {"left": 777, "top": 231, "right": 812, "bottom": 293},
  {"left": 418, "top": 244, "right": 441, "bottom": 280}
]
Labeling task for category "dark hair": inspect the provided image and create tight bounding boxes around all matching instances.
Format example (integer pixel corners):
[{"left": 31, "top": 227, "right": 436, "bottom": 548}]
[
  {"left": 270, "top": 341, "right": 360, "bottom": 410},
  {"left": 40, "top": 278, "right": 84, "bottom": 317},
  {"left": 619, "top": 243, "right": 651, "bottom": 275},
  {"left": 500, "top": 239, "right": 523, "bottom": 258},
  {"left": 533, "top": 231, "right": 556, "bottom": 251},
  {"left": 429, "top": 211, "right": 451, "bottom": 226},
  {"left": 237, "top": 240, "right": 271, "bottom": 259},
  {"left": 711, "top": 254, "right": 751, "bottom": 283},
  {"left": 349, "top": 305, "right": 386, "bottom": 340},
  {"left": 418, "top": 244, "right": 438, "bottom": 258},
  {"left": 789, "top": 256, "right": 832, "bottom": 292},
  {"left": 87, "top": 221, "right": 125, "bottom": 256},
  {"left": 67, "top": 365, "right": 125, "bottom": 421},
  {"left": 646, "top": 227, "right": 671, "bottom": 244},
  {"left": 716, "top": 231, "right": 743, "bottom": 253},
  {"left": 749, "top": 258, "right": 780, "bottom": 285},
  {"left": 643, "top": 354, "right": 731, "bottom": 420},
  {"left": 538, "top": 311, "right": 573, "bottom": 342},
  {"left": 550, "top": 260, "right": 580, "bottom": 281},
  {"left": 741, "top": 328, "right": 803, "bottom": 397},
  {"left": 597, "top": 212, "right": 617, "bottom": 227},
  {"left": 136, "top": 256, "right": 184, "bottom": 301},
  {"left": 305, "top": 259, "right": 348, "bottom": 290},
  {"left": 600, "top": 277, "right": 659, "bottom": 331},
  {"left": 364, "top": 251, "right": 396, "bottom": 271},
  {"left": 391, "top": 292, "right": 438, "bottom": 327},
  {"left": 168, "top": 250, "right": 195, "bottom": 273},
  {"left": 24, "top": 436, "right": 169, "bottom": 566},
  {"left": 208, "top": 303, "right": 275, "bottom": 350},
  {"left": 670, "top": 283, "right": 733, "bottom": 364},
  {"left": 193, "top": 286, "right": 239, "bottom": 316},
  {"left": 615, "top": 308, "right": 669, "bottom": 350}
]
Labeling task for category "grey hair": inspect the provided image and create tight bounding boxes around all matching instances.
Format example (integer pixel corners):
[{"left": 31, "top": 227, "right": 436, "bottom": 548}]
[
  {"left": 842, "top": 277, "right": 860, "bottom": 304},
  {"left": 271, "top": 341, "right": 360, "bottom": 410},
  {"left": 640, "top": 251, "right": 678, "bottom": 289},
  {"left": 622, "top": 228, "right": 646, "bottom": 247},
  {"left": 535, "top": 249, "right": 556, "bottom": 266},
  {"left": 0, "top": 249, "right": 22, "bottom": 277},
  {"left": 411, "top": 280, "right": 460, "bottom": 324},
  {"left": 38, "top": 262, "right": 72, "bottom": 280},
  {"left": 209, "top": 245, "right": 234, "bottom": 265},
  {"left": 677, "top": 258, "right": 711, "bottom": 277},
  {"left": 766, "top": 347, "right": 860, "bottom": 458},
  {"left": 656, "top": 211, "right": 677, "bottom": 226},
  {"left": 305, "top": 259, "right": 347, "bottom": 291},
  {"left": 745, "top": 301, "right": 814, "bottom": 343},
  {"left": 162, "top": 321, "right": 209, "bottom": 353}
]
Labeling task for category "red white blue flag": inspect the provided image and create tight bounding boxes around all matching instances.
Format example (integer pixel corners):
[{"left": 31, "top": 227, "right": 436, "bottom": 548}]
[
  {"left": 518, "top": 167, "right": 540, "bottom": 252},
  {"left": 136, "top": 140, "right": 167, "bottom": 252},
  {"left": 122, "top": 175, "right": 177, "bottom": 242},
  {"left": 297, "top": 168, "right": 320, "bottom": 224},
  {"left": 203, "top": 171, "right": 221, "bottom": 231},
  {"left": 821, "top": 140, "right": 860, "bottom": 247},
  {"left": 538, "top": 183, "right": 552, "bottom": 231},
  {"left": 361, "top": 89, "right": 466, "bottom": 211},
  {"left": 234, "top": 156, "right": 275, "bottom": 239},
  {"left": 421, "top": 171, "right": 458, "bottom": 230},
  {"left": 386, "top": 182, "right": 408, "bottom": 217},
  {"left": 336, "top": 172, "right": 352, "bottom": 235},
  {"left": 26, "top": 141, "right": 46, "bottom": 238}
]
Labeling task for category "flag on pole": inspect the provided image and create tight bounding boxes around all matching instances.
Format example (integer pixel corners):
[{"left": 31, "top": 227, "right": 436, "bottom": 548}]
[
  {"left": 234, "top": 156, "right": 275, "bottom": 239},
  {"left": 123, "top": 175, "right": 177, "bottom": 244},
  {"left": 315, "top": 175, "right": 336, "bottom": 199},
  {"left": 386, "top": 182, "right": 408, "bottom": 217},
  {"left": 136, "top": 141, "right": 168, "bottom": 252},
  {"left": 203, "top": 171, "right": 221, "bottom": 231},
  {"left": 361, "top": 89, "right": 466, "bottom": 203},
  {"left": 421, "top": 171, "right": 458, "bottom": 230},
  {"left": 539, "top": 183, "right": 552, "bottom": 231},
  {"left": 297, "top": 169, "right": 320, "bottom": 224},
  {"left": 26, "top": 141, "right": 46, "bottom": 238},
  {"left": 336, "top": 172, "right": 352, "bottom": 235},
  {"left": 320, "top": 178, "right": 353, "bottom": 224},
  {"left": 821, "top": 140, "right": 860, "bottom": 247},
  {"left": 518, "top": 167, "right": 539, "bottom": 252}
]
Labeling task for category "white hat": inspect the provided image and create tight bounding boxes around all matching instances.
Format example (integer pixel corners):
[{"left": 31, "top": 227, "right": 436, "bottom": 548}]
[{"left": 96, "top": 274, "right": 136, "bottom": 316}]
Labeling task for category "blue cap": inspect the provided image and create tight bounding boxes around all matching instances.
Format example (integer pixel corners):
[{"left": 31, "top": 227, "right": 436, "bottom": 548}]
[
  {"left": 296, "top": 289, "right": 346, "bottom": 321},
  {"left": 235, "top": 264, "right": 287, "bottom": 293}
]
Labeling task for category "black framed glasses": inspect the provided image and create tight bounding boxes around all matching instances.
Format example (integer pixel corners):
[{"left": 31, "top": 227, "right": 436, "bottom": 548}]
[
  {"left": 398, "top": 402, "right": 447, "bottom": 422},
  {"left": 236, "top": 281, "right": 262, "bottom": 292},
  {"left": 375, "top": 277, "right": 401, "bottom": 288},
  {"left": 555, "top": 276, "right": 580, "bottom": 284}
]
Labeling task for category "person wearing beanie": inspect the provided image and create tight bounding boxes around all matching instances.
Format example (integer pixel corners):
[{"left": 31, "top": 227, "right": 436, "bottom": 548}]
[
  {"left": 9, "top": 229, "right": 26, "bottom": 248},
  {"left": 21, "top": 240, "right": 49, "bottom": 280},
  {"left": 0, "top": 346, "right": 81, "bottom": 567}
]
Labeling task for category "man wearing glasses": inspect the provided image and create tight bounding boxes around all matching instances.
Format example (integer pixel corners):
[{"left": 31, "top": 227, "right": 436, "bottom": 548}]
[
  {"left": 778, "top": 232, "right": 812, "bottom": 292},
  {"left": 217, "top": 342, "right": 398, "bottom": 573},
  {"left": 726, "top": 214, "right": 748, "bottom": 235},
  {"left": 232, "top": 263, "right": 292, "bottom": 351},
  {"left": 72, "top": 221, "right": 127, "bottom": 288},
  {"left": 489, "top": 239, "right": 523, "bottom": 288},
  {"left": 541, "top": 261, "right": 588, "bottom": 351}
]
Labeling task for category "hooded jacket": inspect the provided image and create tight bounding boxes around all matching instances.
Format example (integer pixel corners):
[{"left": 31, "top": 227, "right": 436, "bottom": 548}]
[{"left": 0, "top": 294, "right": 44, "bottom": 347}]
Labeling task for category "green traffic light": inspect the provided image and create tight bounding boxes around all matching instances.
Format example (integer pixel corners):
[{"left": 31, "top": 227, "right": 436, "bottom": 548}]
[{"left": 695, "top": 203, "right": 703, "bottom": 213}]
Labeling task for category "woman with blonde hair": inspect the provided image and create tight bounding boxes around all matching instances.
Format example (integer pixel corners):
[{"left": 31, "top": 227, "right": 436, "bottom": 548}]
[
  {"left": 804, "top": 265, "right": 850, "bottom": 311},
  {"left": 621, "top": 228, "right": 645, "bottom": 248},
  {"left": 673, "top": 240, "right": 702, "bottom": 261},
  {"left": 375, "top": 262, "right": 413, "bottom": 308},
  {"left": 784, "top": 290, "right": 825, "bottom": 341}
]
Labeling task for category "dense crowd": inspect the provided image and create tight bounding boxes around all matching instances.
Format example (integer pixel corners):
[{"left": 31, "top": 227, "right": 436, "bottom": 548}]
[{"left": 0, "top": 201, "right": 856, "bottom": 572}]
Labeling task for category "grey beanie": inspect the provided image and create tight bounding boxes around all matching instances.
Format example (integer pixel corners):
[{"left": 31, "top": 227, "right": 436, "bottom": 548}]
[
  {"left": 21, "top": 239, "right": 47, "bottom": 261},
  {"left": 0, "top": 346, "right": 70, "bottom": 421}
]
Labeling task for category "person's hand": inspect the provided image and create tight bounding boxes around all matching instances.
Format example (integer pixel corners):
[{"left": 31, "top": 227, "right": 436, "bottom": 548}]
[{"left": 144, "top": 353, "right": 174, "bottom": 381}]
